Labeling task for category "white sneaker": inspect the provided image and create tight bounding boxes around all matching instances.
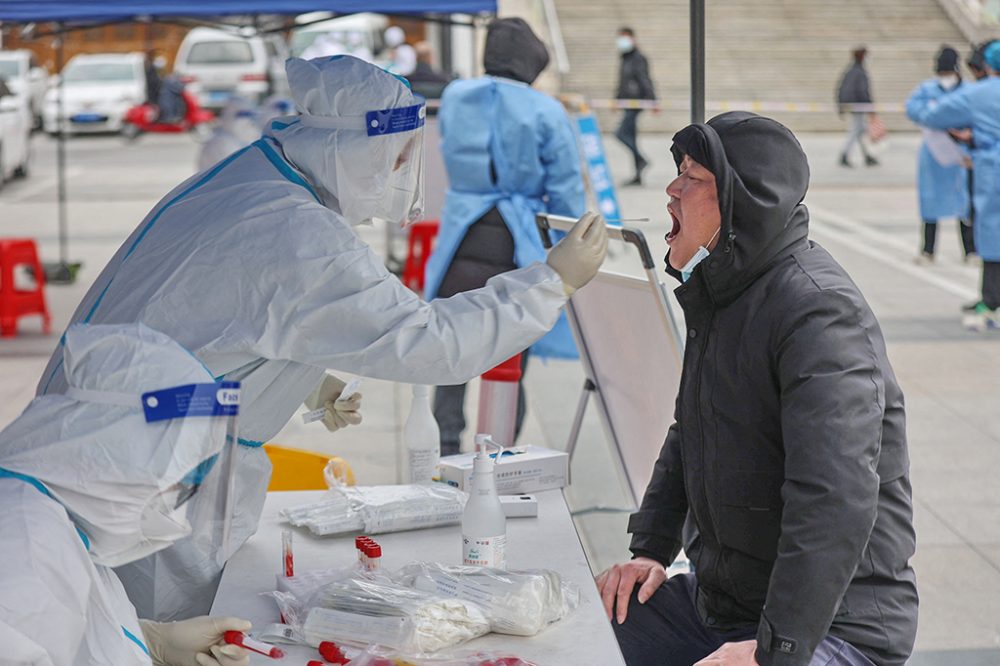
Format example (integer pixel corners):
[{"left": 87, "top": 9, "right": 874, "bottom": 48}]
[
  {"left": 913, "top": 252, "right": 934, "bottom": 266},
  {"left": 963, "top": 304, "right": 999, "bottom": 332}
]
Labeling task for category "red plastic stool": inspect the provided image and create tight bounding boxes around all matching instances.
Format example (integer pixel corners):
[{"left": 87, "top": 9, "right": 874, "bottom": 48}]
[
  {"left": 0, "top": 238, "right": 51, "bottom": 337},
  {"left": 402, "top": 220, "right": 439, "bottom": 293},
  {"left": 476, "top": 353, "right": 523, "bottom": 448}
]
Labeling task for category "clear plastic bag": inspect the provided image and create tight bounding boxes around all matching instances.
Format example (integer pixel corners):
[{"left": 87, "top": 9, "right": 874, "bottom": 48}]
[
  {"left": 293, "top": 576, "right": 491, "bottom": 653},
  {"left": 280, "top": 484, "right": 467, "bottom": 537},
  {"left": 348, "top": 644, "right": 539, "bottom": 666},
  {"left": 393, "top": 562, "right": 579, "bottom": 636}
]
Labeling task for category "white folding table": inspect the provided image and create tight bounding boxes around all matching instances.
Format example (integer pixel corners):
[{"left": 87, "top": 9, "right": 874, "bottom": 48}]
[{"left": 211, "top": 489, "right": 627, "bottom": 665}]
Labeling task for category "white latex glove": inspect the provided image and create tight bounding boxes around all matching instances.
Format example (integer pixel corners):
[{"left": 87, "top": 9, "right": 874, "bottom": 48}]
[
  {"left": 139, "top": 617, "right": 251, "bottom": 666},
  {"left": 304, "top": 373, "right": 363, "bottom": 432},
  {"left": 545, "top": 211, "right": 609, "bottom": 296}
]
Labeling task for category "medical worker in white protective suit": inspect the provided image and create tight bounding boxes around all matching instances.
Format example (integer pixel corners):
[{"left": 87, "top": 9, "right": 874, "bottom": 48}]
[
  {"left": 0, "top": 323, "right": 252, "bottom": 666},
  {"left": 35, "top": 55, "right": 608, "bottom": 622},
  {"left": 196, "top": 96, "right": 262, "bottom": 171}
]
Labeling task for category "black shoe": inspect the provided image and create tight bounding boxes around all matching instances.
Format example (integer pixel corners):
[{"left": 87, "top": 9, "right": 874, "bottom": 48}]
[
  {"left": 622, "top": 176, "right": 643, "bottom": 187},
  {"left": 865, "top": 155, "right": 879, "bottom": 166},
  {"left": 839, "top": 154, "right": 852, "bottom": 168}
]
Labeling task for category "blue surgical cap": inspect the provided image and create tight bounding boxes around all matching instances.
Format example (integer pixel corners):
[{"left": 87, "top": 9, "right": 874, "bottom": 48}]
[{"left": 986, "top": 41, "right": 1000, "bottom": 71}]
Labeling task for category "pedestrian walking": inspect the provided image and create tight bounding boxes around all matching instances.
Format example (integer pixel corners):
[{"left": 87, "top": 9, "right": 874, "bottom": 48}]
[
  {"left": 836, "top": 47, "right": 879, "bottom": 167},
  {"left": 614, "top": 27, "right": 656, "bottom": 186}
]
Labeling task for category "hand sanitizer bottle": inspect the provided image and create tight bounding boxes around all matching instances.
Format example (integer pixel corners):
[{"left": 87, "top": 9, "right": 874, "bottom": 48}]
[
  {"left": 462, "top": 434, "right": 506, "bottom": 568},
  {"left": 405, "top": 385, "right": 440, "bottom": 484}
]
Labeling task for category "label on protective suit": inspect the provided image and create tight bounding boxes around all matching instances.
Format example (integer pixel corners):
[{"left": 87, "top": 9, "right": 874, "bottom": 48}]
[
  {"left": 366, "top": 102, "right": 425, "bottom": 136},
  {"left": 142, "top": 382, "right": 240, "bottom": 422},
  {"left": 463, "top": 533, "right": 506, "bottom": 568}
]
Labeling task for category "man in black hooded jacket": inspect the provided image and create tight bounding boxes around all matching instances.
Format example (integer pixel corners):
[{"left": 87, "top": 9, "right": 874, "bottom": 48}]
[{"left": 596, "top": 112, "right": 917, "bottom": 666}]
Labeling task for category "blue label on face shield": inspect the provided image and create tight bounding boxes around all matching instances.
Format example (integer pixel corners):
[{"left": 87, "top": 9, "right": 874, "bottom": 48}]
[
  {"left": 366, "top": 101, "right": 426, "bottom": 136},
  {"left": 142, "top": 382, "right": 240, "bottom": 423}
]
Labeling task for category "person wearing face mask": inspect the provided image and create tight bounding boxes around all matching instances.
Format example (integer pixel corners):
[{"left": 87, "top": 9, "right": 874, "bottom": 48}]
[
  {"left": 614, "top": 27, "right": 657, "bottom": 186},
  {"left": 595, "top": 112, "right": 917, "bottom": 666},
  {"left": 424, "top": 17, "right": 589, "bottom": 456},
  {"left": 0, "top": 323, "right": 252, "bottom": 666},
  {"left": 905, "top": 46, "right": 974, "bottom": 264},
  {"left": 35, "top": 55, "right": 607, "bottom": 623},
  {"left": 196, "top": 96, "right": 262, "bottom": 171},
  {"left": 909, "top": 41, "right": 1000, "bottom": 331}
]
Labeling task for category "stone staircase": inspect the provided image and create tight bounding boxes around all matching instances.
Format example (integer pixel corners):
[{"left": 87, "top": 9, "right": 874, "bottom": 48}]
[{"left": 551, "top": 0, "right": 969, "bottom": 133}]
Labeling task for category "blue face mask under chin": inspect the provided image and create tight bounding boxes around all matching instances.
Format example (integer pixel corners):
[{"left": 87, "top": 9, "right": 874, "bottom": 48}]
[{"left": 680, "top": 227, "right": 722, "bottom": 282}]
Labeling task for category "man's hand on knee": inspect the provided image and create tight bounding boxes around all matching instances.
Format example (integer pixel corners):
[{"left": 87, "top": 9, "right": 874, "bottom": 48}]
[
  {"left": 594, "top": 557, "right": 666, "bottom": 625},
  {"left": 694, "top": 640, "right": 759, "bottom": 665}
]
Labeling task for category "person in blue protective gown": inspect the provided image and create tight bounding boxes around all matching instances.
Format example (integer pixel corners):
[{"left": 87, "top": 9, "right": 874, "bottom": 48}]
[
  {"left": 423, "top": 17, "right": 587, "bottom": 455},
  {"left": 33, "top": 55, "right": 607, "bottom": 623},
  {"left": 0, "top": 324, "right": 252, "bottom": 666},
  {"left": 909, "top": 41, "right": 1000, "bottom": 330},
  {"left": 905, "top": 46, "right": 974, "bottom": 264}
]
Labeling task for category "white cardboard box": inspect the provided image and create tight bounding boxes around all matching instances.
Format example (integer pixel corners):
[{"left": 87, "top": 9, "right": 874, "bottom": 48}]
[{"left": 438, "top": 445, "right": 568, "bottom": 494}]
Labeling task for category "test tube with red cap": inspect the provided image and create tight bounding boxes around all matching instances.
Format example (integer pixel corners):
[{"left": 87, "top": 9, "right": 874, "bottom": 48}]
[
  {"left": 282, "top": 528, "right": 293, "bottom": 578},
  {"left": 366, "top": 541, "right": 382, "bottom": 571},
  {"left": 355, "top": 535, "right": 367, "bottom": 566},
  {"left": 319, "top": 640, "right": 349, "bottom": 663},
  {"left": 223, "top": 631, "right": 285, "bottom": 659}
]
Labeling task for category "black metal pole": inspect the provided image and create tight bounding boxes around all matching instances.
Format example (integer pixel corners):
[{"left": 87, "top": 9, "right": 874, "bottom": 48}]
[
  {"left": 690, "top": 0, "right": 705, "bottom": 124},
  {"left": 55, "top": 25, "right": 68, "bottom": 266}
]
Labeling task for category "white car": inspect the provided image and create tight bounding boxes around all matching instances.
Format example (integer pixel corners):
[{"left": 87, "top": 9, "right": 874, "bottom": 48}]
[
  {"left": 43, "top": 53, "right": 146, "bottom": 135},
  {"left": 174, "top": 27, "right": 289, "bottom": 111},
  {"left": 289, "top": 12, "right": 388, "bottom": 63},
  {"left": 0, "top": 82, "right": 31, "bottom": 189},
  {"left": 0, "top": 49, "right": 49, "bottom": 128}
]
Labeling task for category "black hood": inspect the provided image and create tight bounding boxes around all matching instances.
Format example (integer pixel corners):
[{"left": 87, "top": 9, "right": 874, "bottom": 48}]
[
  {"left": 667, "top": 111, "right": 810, "bottom": 306},
  {"left": 936, "top": 46, "right": 960, "bottom": 73},
  {"left": 483, "top": 17, "right": 550, "bottom": 84}
]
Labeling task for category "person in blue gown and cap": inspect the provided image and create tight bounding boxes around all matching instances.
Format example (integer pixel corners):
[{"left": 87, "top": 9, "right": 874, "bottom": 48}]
[
  {"left": 905, "top": 46, "right": 974, "bottom": 264},
  {"left": 909, "top": 41, "right": 1000, "bottom": 330},
  {"left": 424, "top": 17, "right": 588, "bottom": 455}
]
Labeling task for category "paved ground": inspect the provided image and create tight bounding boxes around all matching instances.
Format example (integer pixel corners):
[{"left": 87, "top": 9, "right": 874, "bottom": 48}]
[{"left": 0, "top": 127, "right": 997, "bottom": 663}]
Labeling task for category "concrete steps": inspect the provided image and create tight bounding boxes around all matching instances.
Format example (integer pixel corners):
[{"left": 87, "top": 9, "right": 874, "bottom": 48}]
[{"left": 553, "top": 0, "right": 969, "bottom": 133}]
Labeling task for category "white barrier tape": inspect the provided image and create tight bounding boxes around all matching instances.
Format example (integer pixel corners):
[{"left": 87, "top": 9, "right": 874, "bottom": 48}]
[
  {"left": 420, "top": 98, "right": 903, "bottom": 114},
  {"left": 580, "top": 99, "right": 905, "bottom": 114}
]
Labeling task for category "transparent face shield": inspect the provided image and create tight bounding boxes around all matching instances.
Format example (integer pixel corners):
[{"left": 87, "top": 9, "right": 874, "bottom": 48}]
[
  {"left": 367, "top": 102, "right": 426, "bottom": 226},
  {"left": 141, "top": 381, "right": 241, "bottom": 564},
  {"left": 299, "top": 97, "right": 426, "bottom": 226}
]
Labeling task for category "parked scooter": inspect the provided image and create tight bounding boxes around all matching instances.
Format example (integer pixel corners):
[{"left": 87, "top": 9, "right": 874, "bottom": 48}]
[{"left": 122, "top": 89, "right": 214, "bottom": 142}]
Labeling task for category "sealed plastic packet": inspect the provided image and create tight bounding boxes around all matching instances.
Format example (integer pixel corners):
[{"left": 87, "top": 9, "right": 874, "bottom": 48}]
[{"left": 394, "top": 562, "right": 579, "bottom": 636}]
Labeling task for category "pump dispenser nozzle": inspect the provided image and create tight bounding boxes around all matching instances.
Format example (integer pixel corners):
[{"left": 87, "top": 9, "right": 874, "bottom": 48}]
[{"left": 474, "top": 433, "right": 503, "bottom": 459}]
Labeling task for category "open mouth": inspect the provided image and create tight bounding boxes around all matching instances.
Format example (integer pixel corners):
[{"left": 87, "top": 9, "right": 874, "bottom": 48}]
[{"left": 666, "top": 209, "right": 681, "bottom": 244}]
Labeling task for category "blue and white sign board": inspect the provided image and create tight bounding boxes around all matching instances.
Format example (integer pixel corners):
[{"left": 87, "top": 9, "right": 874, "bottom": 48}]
[{"left": 575, "top": 113, "right": 622, "bottom": 225}]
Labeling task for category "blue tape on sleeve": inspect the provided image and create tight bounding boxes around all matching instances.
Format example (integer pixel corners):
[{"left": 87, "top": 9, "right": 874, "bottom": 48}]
[
  {"left": 366, "top": 101, "right": 426, "bottom": 136},
  {"left": 142, "top": 381, "right": 240, "bottom": 422}
]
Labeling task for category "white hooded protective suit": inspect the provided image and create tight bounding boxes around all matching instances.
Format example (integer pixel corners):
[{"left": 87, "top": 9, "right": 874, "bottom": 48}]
[
  {"left": 0, "top": 323, "right": 234, "bottom": 665},
  {"left": 196, "top": 96, "right": 262, "bottom": 171},
  {"left": 36, "top": 55, "right": 568, "bottom": 621}
]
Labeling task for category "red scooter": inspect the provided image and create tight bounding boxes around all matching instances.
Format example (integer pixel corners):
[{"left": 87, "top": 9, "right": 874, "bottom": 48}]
[{"left": 122, "top": 89, "right": 215, "bottom": 141}]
